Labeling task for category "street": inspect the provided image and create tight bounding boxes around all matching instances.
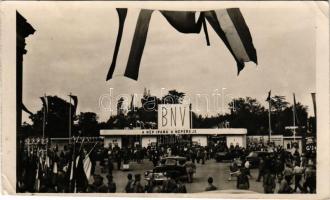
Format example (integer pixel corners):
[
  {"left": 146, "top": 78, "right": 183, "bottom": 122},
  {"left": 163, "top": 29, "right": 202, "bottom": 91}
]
[{"left": 92, "top": 159, "right": 266, "bottom": 193}]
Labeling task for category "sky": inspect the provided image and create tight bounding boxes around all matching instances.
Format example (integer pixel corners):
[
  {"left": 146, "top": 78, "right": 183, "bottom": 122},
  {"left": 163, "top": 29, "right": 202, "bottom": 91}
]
[{"left": 16, "top": 1, "right": 323, "bottom": 123}]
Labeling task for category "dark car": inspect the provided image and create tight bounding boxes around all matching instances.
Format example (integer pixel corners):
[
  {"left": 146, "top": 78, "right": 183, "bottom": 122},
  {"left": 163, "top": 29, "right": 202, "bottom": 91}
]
[
  {"left": 144, "top": 156, "right": 188, "bottom": 184},
  {"left": 246, "top": 151, "right": 270, "bottom": 168},
  {"left": 215, "top": 151, "right": 232, "bottom": 162}
]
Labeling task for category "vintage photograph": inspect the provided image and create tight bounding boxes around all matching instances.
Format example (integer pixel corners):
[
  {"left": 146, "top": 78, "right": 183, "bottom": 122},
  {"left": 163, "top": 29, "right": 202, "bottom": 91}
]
[{"left": 6, "top": 1, "right": 327, "bottom": 195}]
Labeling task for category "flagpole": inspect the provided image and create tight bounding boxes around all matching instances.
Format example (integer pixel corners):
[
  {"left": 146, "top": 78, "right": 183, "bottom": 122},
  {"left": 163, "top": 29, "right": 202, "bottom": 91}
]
[
  {"left": 293, "top": 93, "right": 296, "bottom": 143},
  {"left": 189, "top": 103, "right": 192, "bottom": 129},
  {"left": 42, "top": 93, "right": 46, "bottom": 138},
  {"left": 69, "top": 92, "right": 72, "bottom": 143},
  {"left": 268, "top": 100, "right": 271, "bottom": 144}
]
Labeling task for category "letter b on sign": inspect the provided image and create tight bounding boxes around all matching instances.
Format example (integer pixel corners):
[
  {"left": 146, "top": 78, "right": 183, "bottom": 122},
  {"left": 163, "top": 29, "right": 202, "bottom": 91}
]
[{"left": 158, "top": 104, "right": 190, "bottom": 130}]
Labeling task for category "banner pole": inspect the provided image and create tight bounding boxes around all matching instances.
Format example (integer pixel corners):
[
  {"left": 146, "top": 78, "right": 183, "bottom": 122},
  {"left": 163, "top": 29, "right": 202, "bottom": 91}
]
[
  {"left": 268, "top": 99, "right": 271, "bottom": 144},
  {"left": 69, "top": 92, "right": 72, "bottom": 143},
  {"left": 43, "top": 93, "right": 46, "bottom": 138}
]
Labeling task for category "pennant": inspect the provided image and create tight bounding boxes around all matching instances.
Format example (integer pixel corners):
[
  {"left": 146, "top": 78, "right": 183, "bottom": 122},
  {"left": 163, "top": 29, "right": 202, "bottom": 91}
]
[
  {"left": 204, "top": 9, "right": 257, "bottom": 74},
  {"left": 266, "top": 90, "right": 271, "bottom": 101},
  {"left": 293, "top": 93, "right": 300, "bottom": 125},
  {"left": 69, "top": 160, "right": 74, "bottom": 181},
  {"left": 107, "top": 8, "right": 128, "bottom": 80},
  {"left": 83, "top": 155, "right": 92, "bottom": 181},
  {"left": 53, "top": 162, "right": 58, "bottom": 174},
  {"left": 40, "top": 96, "right": 48, "bottom": 114},
  {"left": 45, "top": 156, "right": 50, "bottom": 168},
  {"left": 106, "top": 8, "right": 257, "bottom": 81},
  {"left": 69, "top": 95, "right": 78, "bottom": 115},
  {"left": 22, "top": 103, "right": 33, "bottom": 115},
  {"left": 311, "top": 93, "right": 317, "bottom": 118},
  {"left": 124, "top": 9, "right": 154, "bottom": 80}
]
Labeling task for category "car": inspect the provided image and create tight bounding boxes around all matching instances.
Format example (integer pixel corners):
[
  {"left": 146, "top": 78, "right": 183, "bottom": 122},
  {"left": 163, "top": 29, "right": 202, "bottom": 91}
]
[
  {"left": 144, "top": 156, "right": 189, "bottom": 184},
  {"left": 215, "top": 151, "right": 232, "bottom": 162},
  {"left": 246, "top": 151, "right": 270, "bottom": 168}
]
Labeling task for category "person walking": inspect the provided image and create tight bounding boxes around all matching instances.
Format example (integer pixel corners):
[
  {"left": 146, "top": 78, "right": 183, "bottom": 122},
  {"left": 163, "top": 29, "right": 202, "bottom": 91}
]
[
  {"left": 175, "top": 179, "right": 187, "bottom": 193},
  {"left": 293, "top": 163, "right": 304, "bottom": 193},
  {"left": 263, "top": 171, "right": 276, "bottom": 193},
  {"left": 106, "top": 175, "right": 116, "bottom": 193},
  {"left": 303, "top": 164, "right": 316, "bottom": 193},
  {"left": 125, "top": 173, "right": 134, "bottom": 193},
  {"left": 185, "top": 159, "right": 196, "bottom": 183},
  {"left": 257, "top": 158, "right": 265, "bottom": 182},
  {"left": 133, "top": 174, "right": 144, "bottom": 193},
  {"left": 236, "top": 168, "right": 250, "bottom": 190},
  {"left": 162, "top": 174, "right": 178, "bottom": 193},
  {"left": 87, "top": 175, "right": 108, "bottom": 193},
  {"left": 278, "top": 175, "right": 293, "bottom": 193}
]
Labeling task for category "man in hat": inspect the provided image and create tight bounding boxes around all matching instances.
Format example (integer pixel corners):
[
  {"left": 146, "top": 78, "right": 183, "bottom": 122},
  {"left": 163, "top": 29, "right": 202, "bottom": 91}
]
[
  {"left": 106, "top": 174, "right": 116, "bottom": 193},
  {"left": 293, "top": 163, "right": 304, "bottom": 192},
  {"left": 205, "top": 177, "right": 217, "bottom": 191},
  {"left": 133, "top": 174, "right": 144, "bottom": 193},
  {"left": 185, "top": 158, "right": 196, "bottom": 183},
  {"left": 236, "top": 167, "right": 250, "bottom": 190},
  {"left": 88, "top": 175, "right": 108, "bottom": 193},
  {"left": 125, "top": 173, "right": 134, "bottom": 193},
  {"left": 263, "top": 170, "right": 276, "bottom": 193},
  {"left": 303, "top": 163, "right": 316, "bottom": 193},
  {"left": 162, "top": 172, "right": 178, "bottom": 193}
]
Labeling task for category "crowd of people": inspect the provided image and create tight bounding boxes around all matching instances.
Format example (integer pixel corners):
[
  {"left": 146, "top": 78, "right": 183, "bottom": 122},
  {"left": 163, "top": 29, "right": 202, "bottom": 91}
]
[
  {"left": 16, "top": 137, "right": 316, "bottom": 194},
  {"left": 228, "top": 143, "right": 316, "bottom": 193}
]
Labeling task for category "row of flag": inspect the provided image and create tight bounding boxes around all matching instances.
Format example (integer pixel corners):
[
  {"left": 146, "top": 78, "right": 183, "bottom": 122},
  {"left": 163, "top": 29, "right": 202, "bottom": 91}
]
[
  {"left": 266, "top": 91, "right": 317, "bottom": 117},
  {"left": 33, "top": 139, "right": 94, "bottom": 192},
  {"left": 40, "top": 95, "right": 78, "bottom": 117},
  {"left": 266, "top": 90, "right": 317, "bottom": 131}
]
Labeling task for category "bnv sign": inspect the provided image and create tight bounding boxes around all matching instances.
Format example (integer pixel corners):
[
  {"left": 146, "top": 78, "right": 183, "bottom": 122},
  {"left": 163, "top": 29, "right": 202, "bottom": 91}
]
[{"left": 158, "top": 104, "right": 190, "bottom": 130}]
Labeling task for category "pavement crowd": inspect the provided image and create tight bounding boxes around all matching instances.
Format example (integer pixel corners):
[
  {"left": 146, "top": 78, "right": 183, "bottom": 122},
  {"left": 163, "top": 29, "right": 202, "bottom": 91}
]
[{"left": 17, "top": 139, "right": 316, "bottom": 194}]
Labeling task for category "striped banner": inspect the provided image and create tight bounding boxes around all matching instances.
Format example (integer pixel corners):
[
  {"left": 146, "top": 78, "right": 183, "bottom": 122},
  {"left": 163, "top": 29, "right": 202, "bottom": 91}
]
[{"left": 107, "top": 8, "right": 257, "bottom": 81}]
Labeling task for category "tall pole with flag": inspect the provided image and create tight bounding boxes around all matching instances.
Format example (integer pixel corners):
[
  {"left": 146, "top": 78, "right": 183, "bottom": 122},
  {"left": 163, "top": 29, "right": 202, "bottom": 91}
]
[
  {"left": 42, "top": 94, "right": 46, "bottom": 138},
  {"left": 69, "top": 92, "right": 72, "bottom": 143},
  {"left": 266, "top": 90, "right": 272, "bottom": 143},
  {"left": 293, "top": 93, "right": 296, "bottom": 142},
  {"left": 311, "top": 93, "right": 317, "bottom": 137},
  {"left": 189, "top": 103, "right": 192, "bottom": 129}
]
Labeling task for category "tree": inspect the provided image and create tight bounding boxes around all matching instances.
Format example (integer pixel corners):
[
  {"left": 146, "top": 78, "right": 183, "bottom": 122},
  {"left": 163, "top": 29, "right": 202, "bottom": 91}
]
[
  {"left": 279, "top": 102, "right": 308, "bottom": 135},
  {"left": 28, "top": 96, "right": 76, "bottom": 138},
  {"left": 270, "top": 95, "right": 289, "bottom": 113},
  {"left": 77, "top": 112, "right": 99, "bottom": 136},
  {"left": 228, "top": 97, "right": 268, "bottom": 134},
  {"left": 161, "top": 90, "right": 185, "bottom": 104}
]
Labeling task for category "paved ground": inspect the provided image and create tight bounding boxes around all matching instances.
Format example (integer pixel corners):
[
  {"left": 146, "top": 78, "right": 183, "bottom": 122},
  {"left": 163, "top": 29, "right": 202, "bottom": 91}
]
[{"left": 92, "top": 159, "right": 268, "bottom": 193}]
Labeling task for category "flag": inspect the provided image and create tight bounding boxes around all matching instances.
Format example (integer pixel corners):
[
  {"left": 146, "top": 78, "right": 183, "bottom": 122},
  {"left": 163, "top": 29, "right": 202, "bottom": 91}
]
[
  {"left": 311, "top": 93, "right": 317, "bottom": 118},
  {"left": 53, "top": 162, "right": 58, "bottom": 174},
  {"left": 293, "top": 93, "right": 296, "bottom": 109},
  {"left": 40, "top": 96, "right": 48, "bottom": 114},
  {"left": 130, "top": 95, "right": 134, "bottom": 111},
  {"left": 106, "top": 8, "right": 257, "bottom": 81},
  {"left": 107, "top": 8, "right": 127, "bottom": 80},
  {"left": 266, "top": 90, "right": 271, "bottom": 101},
  {"left": 69, "top": 160, "right": 74, "bottom": 181},
  {"left": 204, "top": 9, "right": 257, "bottom": 74},
  {"left": 45, "top": 156, "right": 50, "bottom": 168},
  {"left": 83, "top": 155, "right": 92, "bottom": 181},
  {"left": 22, "top": 103, "right": 33, "bottom": 115},
  {"left": 69, "top": 95, "right": 78, "bottom": 115},
  {"left": 293, "top": 93, "right": 300, "bottom": 125},
  {"left": 123, "top": 9, "right": 153, "bottom": 80}
]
